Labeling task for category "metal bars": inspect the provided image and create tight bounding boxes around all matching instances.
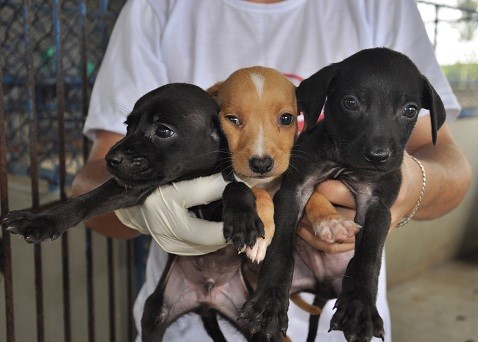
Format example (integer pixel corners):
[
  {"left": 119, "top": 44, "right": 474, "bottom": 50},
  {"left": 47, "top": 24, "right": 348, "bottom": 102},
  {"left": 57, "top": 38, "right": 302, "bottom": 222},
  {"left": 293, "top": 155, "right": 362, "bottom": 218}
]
[
  {"left": 1, "top": 1, "right": 132, "bottom": 341},
  {"left": 1, "top": 63, "right": 16, "bottom": 342},
  {"left": 22, "top": 1, "right": 45, "bottom": 340}
]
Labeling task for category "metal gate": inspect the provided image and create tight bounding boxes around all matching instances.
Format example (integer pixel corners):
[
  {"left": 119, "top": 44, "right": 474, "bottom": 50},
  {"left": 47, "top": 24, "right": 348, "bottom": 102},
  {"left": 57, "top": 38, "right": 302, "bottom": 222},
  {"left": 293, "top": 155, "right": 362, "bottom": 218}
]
[{"left": 0, "top": 1, "right": 144, "bottom": 341}]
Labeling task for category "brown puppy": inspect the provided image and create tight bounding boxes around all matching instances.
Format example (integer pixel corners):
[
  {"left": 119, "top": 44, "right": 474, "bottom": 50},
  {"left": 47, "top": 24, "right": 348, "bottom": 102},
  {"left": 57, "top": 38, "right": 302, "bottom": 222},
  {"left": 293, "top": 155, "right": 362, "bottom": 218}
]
[
  {"left": 210, "top": 66, "right": 359, "bottom": 263},
  {"left": 209, "top": 66, "right": 297, "bottom": 263}
]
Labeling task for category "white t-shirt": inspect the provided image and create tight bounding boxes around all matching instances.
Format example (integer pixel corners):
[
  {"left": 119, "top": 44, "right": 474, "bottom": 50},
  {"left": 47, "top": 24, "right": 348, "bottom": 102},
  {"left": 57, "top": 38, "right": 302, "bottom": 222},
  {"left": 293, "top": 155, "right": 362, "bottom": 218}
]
[{"left": 84, "top": 0, "right": 460, "bottom": 341}]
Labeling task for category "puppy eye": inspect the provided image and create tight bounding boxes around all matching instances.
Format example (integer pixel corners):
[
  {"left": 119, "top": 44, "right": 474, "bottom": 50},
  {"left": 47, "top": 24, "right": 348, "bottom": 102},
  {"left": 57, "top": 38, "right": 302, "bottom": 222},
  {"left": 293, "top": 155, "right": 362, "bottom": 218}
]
[
  {"left": 156, "top": 125, "right": 174, "bottom": 138},
  {"left": 343, "top": 97, "right": 358, "bottom": 110},
  {"left": 279, "top": 113, "right": 294, "bottom": 126},
  {"left": 403, "top": 105, "right": 418, "bottom": 118},
  {"left": 226, "top": 115, "right": 241, "bottom": 126}
]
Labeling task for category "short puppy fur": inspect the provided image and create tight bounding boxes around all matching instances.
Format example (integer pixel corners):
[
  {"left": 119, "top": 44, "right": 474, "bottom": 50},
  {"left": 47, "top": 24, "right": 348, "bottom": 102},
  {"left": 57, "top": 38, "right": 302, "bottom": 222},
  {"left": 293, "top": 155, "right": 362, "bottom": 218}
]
[
  {"left": 240, "top": 48, "right": 447, "bottom": 342},
  {"left": 210, "top": 66, "right": 298, "bottom": 263}
]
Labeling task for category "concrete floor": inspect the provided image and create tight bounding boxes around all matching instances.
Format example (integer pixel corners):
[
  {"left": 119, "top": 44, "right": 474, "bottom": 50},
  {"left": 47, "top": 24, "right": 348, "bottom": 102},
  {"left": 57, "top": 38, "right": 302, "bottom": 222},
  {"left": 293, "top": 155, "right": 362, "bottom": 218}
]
[{"left": 388, "top": 254, "right": 478, "bottom": 342}]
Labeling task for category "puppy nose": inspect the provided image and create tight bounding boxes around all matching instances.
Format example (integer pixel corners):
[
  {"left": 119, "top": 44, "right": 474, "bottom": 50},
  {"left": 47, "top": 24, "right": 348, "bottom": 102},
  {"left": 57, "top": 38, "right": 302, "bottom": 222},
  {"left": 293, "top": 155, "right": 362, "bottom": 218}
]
[
  {"left": 249, "top": 156, "right": 274, "bottom": 174},
  {"left": 364, "top": 148, "right": 391, "bottom": 165},
  {"left": 105, "top": 153, "right": 124, "bottom": 169}
]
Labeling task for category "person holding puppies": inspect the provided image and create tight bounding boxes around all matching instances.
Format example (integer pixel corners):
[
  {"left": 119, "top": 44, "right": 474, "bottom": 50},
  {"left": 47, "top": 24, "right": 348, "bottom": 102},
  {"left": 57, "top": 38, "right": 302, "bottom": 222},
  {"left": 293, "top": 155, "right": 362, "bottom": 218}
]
[{"left": 72, "top": 0, "right": 471, "bottom": 341}]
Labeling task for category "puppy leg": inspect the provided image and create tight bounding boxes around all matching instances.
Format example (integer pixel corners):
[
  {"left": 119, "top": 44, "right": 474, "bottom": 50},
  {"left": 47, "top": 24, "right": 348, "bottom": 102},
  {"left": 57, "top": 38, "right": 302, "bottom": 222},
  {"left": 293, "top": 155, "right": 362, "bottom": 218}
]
[
  {"left": 222, "top": 182, "right": 265, "bottom": 253},
  {"left": 305, "top": 190, "right": 360, "bottom": 243},
  {"left": 3, "top": 179, "right": 149, "bottom": 243},
  {"left": 243, "top": 188, "right": 275, "bottom": 263}
]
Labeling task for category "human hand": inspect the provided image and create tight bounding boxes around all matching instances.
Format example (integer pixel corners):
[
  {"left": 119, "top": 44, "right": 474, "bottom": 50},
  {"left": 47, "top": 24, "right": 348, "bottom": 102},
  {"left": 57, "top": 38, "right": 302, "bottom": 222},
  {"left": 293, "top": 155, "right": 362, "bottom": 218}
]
[
  {"left": 297, "top": 220, "right": 355, "bottom": 254},
  {"left": 298, "top": 179, "right": 356, "bottom": 254},
  {"left": 115, "top": 173, "right": 231, "bottom": 255},
  {"left": 298, "top": 151, "right": 425, "bottom": 253}
]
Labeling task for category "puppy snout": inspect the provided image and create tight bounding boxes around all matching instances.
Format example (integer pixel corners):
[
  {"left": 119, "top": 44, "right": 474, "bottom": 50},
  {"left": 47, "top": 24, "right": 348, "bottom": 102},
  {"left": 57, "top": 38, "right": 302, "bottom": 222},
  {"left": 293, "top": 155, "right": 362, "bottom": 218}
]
[
  {"left": 106, "top": 152, "right": 124, "bottom": 169},
  {"left": 364, "top": 147, "right": 391, "bottom": 165},
  {"left": 249, "top": 156, "right": 274, "bottom": 174}
]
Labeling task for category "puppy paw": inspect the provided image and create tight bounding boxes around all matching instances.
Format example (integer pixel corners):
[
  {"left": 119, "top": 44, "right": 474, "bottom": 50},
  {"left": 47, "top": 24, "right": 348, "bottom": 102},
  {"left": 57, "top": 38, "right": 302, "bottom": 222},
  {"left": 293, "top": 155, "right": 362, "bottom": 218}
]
[
  {"left": 223, "top": 205, "right": 265, "bottom": 251},
  {"left": 239, "top": 285, "right": 289, "bottom": 340},
  {"left": 2, "top": 211, "right": 63, "bottom": 243},
  {"left": 330, "top": 299, "right": 384, "bottom": 342},
  {"left": 330, "top": 290, "right": 384, "bottom": 341},
  {"left": 243, "top": 236, "right": 269, "bottom": 263},
  {"left": 312, "top": 215, "right": 360, "bottom": 243}
]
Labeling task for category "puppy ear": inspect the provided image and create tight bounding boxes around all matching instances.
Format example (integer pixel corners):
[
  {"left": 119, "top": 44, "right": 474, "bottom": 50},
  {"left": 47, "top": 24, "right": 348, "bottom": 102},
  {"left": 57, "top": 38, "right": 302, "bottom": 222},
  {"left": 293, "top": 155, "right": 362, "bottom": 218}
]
[
  {"left": 421, "top": 77, "right": 447, "bottom": 145},
  {"left": 209, "top": 114, "right": 222, "bottom": 143},
  {"left": 206, "top": 82, "right": 223, "bottom": 99},
  {"left": 296, "top": 64, "right": 337, "bottom": 130}
]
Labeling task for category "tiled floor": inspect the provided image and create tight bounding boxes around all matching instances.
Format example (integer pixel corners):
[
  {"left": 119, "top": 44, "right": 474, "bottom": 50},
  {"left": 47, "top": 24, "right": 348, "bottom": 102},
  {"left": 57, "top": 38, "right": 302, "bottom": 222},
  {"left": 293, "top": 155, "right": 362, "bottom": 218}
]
[{"left": 388, "top": 254, "right": 478, "bottom": 342}]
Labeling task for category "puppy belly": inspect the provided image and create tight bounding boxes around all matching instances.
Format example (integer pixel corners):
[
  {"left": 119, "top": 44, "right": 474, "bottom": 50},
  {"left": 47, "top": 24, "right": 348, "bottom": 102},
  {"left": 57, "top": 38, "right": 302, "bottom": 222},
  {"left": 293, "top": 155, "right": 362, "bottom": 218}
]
[
  {"left": 164, "top": 247, "right": 249, "bottom": 320},
  {"left": 291, "top": 238, "right": 353, "bottom": 294}
]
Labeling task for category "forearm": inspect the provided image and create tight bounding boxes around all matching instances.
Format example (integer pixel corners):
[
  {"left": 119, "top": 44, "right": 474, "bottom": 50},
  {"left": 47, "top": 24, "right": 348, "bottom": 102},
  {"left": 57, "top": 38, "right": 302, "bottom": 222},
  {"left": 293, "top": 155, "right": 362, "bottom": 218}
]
[
  {"left": 72, "top": 159, "right": 140, "bottom": 239},
  {"left": 407, "top": 125, "right": 471, "bottom": 220}
]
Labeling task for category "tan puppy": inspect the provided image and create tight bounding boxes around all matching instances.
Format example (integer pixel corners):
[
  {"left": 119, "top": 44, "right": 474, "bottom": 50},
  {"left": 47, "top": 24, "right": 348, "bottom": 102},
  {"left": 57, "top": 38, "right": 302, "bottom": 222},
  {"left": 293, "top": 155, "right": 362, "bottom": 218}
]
[
  {"left": 209, "top": 66, "right": 297, "bottom": 263},
  {"left": 209, "top": 66, "right": 359, "bottom": 265}
]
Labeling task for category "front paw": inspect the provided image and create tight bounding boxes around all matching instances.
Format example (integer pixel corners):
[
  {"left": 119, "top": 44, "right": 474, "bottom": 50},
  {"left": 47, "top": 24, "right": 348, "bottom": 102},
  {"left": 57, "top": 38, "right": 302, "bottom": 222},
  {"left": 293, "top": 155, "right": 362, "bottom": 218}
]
[
  {"left": 223, "top": 205, "right": 264, "bottom": 251},
  {"left": 243, "top": 237, "right": 269, "bottom": 264},
  {"left": 239, "top": 286, "right": 288, "bottom": 340},
  {"left": 2, "top": 211, "right": 62, "bottom": 243},
  {"left": 312, "top": 215, "right": 360, "bottom": 243},
  {"left": 330, "top": 293, "right": 384, "bottom": 342}
]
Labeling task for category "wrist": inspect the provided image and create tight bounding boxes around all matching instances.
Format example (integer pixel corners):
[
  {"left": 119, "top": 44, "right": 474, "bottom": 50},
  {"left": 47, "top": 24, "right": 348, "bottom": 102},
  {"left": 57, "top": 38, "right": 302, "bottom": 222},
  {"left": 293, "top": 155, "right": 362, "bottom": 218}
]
[{"left": 396, "top": 155, "right": 427, "bottom": 227}]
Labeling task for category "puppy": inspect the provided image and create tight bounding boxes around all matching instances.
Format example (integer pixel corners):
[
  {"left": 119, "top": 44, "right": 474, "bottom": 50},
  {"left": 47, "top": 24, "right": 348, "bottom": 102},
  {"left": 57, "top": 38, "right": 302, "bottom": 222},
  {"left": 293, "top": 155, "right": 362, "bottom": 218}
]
[
  {"left": 240, "top": 48, "right": 447, "bottom": 342},
  {"left": 210, "top": 66, "right": 297, "bottom": 263},
  {"left": 2, "top": 83, "right": 224, "bottom": 245}
]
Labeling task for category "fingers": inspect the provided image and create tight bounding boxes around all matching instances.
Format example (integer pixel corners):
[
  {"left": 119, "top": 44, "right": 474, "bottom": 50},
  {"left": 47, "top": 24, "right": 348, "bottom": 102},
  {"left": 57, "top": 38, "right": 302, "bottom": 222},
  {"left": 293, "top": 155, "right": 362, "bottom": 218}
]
[
  {"left": 114, "top": 207, "right": 150, "bottom": 234},
  {"left": 316, "top": 180, "right": 356, "bottom": 209},
  {"left": 151, "top": 218, "right": 228, "bottom": 256},
  {"left": 297, "top": 224, "right": 355, "bottom": 254},
  {"left": 334, "top": 207, "right": 356, "bottom": 221},
  {"left": 167, "top": 173, "right": 230, "bottom": 208},
  {"left": 182, "top": 217, "right": 228, "bottom": 247}
]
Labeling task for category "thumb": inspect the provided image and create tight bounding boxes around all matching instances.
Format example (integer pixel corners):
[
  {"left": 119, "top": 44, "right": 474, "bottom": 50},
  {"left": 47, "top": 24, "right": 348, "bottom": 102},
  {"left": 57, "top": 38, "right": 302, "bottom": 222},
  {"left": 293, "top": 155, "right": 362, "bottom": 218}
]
[{"left": 168, "top": 173, "right": 230, "bottom": 208}]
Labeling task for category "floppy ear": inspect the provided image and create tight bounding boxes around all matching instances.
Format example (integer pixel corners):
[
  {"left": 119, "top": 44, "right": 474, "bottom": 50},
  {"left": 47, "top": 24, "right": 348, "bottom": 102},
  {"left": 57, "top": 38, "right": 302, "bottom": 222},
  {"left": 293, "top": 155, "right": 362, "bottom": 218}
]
[
  {"left": 421, "top": 77, "right": 447, "bottom": 145},
  {"left": 209, "top": 114, "right": 222, "bottom": 143},
  {"left": 296, "top": 64, "right": 338, "bottom": 130},
  {"left": 206, "top": 82, "right": 223, "bottom": 99},
  {"left": 210, "top": 114, "right": 235, "bottom": 182}
]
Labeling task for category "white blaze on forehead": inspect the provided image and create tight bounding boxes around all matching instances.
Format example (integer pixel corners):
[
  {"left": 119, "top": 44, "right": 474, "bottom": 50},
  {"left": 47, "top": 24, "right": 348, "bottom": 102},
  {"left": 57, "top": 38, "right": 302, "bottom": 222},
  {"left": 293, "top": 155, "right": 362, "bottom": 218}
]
[
  {"left": 249, "top": 72, "right": 265, "bottom": 98},
  {"left": 253, "top": 125, "right": 265, "bottom": 156}
]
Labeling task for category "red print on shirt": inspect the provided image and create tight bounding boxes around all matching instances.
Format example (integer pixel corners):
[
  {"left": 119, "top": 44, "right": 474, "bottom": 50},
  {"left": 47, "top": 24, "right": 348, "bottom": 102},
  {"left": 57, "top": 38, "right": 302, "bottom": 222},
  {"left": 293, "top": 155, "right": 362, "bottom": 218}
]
[{"left": 283, "top": 72, "right": 324, "bottom": 133}]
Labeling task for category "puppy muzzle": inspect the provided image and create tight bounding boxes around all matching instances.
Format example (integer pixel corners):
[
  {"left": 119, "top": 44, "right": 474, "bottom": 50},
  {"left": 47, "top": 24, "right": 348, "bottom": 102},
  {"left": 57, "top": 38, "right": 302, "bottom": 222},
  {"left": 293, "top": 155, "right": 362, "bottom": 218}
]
[
  {"left": 105, "top": 150, "right": 153, "bottom": 184},
  {"left": 364, "top": 147, "right": 392, "bottom": 165},
  {"left": 249, "top": 156, "right": 274, "bottom": 175}
]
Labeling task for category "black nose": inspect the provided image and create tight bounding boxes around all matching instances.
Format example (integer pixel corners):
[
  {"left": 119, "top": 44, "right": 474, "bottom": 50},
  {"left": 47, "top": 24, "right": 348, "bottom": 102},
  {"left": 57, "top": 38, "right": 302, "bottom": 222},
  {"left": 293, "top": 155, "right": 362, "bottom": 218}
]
[
  {"left": 249, "top": 156, "right": 274, "bottom": 174},
  {"left": 364, "top": 148, "right": 391, "bottom": 165},
  {"left": 105, "top": 153, "right": 124, "bottom": 169}
]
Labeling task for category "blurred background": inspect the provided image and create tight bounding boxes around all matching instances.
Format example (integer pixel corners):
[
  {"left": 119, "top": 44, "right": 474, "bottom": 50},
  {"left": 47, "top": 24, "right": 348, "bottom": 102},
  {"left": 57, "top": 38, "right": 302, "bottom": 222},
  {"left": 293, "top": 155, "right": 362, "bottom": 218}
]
[{"left": 0, "top": 1, "right": 477, "bottom": 341}]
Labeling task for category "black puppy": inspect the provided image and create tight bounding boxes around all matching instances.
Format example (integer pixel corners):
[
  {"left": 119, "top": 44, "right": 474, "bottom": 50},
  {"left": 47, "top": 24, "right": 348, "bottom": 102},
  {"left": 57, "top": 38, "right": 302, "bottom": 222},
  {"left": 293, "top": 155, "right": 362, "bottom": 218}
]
[
  {"left": 240, "top": 48, "right": 446, "bottom": 341},
  {"left": 2, "top": 83, "right": 224, "bottom": 244}
]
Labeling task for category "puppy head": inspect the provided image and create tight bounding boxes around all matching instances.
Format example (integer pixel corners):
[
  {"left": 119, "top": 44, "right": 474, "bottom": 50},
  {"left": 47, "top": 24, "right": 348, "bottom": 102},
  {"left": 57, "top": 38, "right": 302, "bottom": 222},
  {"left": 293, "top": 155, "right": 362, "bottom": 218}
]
[
  {"left": 208, "top": 66, "right": 298, "bottom": 184},
  {"left": 297, "top": 47, "right": 446, "bottom": 171},
  {"left": 105, "top": 83, "right": 221, "bottom": 188}
]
